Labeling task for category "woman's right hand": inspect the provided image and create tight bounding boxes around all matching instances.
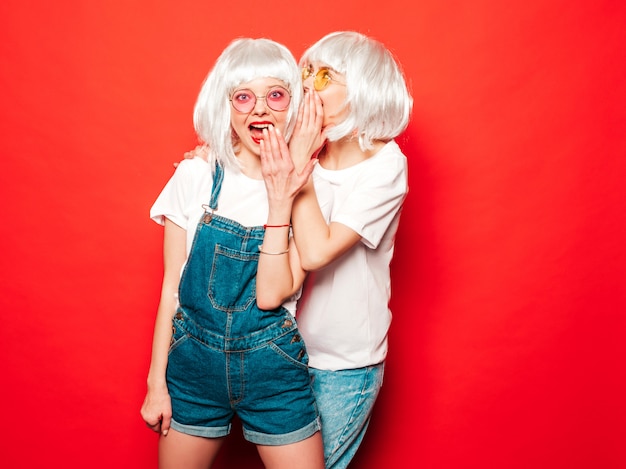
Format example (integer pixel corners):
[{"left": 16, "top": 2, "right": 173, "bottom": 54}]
[
  {"left": 184, "top": 144, "right": 209, "bottom": 161},
  {"left": 173, "top": 144, "right": 209, "bottom": 168},
  {"left": 140, "top": 385, "right": 172, "bottom": 436}
]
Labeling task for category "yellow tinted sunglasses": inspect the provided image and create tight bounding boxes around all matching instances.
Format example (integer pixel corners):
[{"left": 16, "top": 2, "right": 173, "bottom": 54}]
[{"left": 301, "top": 66, "right": 346, "bottom": 91}]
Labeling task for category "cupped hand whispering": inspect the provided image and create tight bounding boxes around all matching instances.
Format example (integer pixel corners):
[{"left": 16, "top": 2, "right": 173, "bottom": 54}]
[{"left": 289, "top": 90, "right": 326, "bottom": 172}]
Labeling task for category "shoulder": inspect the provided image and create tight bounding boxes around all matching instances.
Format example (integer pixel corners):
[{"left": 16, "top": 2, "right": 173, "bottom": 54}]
[
  {"left": 358, "top": 141, "right": 407, "bottom": 186},
  {"left": 175, "top": 156, "right": 211, "bottom": 174},
  {"left": 169, "top": 157, "right": 212, "bottom": 185},
  {"left": 372, "top": 141, "right": 407, "bottom": 169}
]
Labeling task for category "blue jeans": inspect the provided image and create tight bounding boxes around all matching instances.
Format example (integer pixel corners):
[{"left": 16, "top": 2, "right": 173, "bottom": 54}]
[{"left": 310, "top": 363, "right": 384, "bottom": 468}]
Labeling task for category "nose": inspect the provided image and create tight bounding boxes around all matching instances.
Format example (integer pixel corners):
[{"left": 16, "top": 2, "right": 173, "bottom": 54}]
[
  {"left": 251, "top": 95, "right": 269, "bottom": 114},
  {"left": 302, "top": 76, "right": 314, "bottom": 92}
]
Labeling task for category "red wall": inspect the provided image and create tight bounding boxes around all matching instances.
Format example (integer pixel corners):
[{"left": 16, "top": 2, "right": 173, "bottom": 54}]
[{"left": 1, "top": 1, "right": 624, "bottom": 467}]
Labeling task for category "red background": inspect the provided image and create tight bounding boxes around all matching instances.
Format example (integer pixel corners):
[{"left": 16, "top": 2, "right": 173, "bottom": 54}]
[{"left": 1, "top": 1, "right": 624, "bottom": 467}]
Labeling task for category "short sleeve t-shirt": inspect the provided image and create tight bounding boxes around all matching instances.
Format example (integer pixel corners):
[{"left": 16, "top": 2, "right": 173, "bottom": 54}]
[{"left": 296, "top": 140, "right": 408, "bottom": 370}]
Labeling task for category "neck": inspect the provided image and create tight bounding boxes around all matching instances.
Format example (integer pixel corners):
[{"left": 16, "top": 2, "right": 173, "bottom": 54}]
[{"left": 235, "top": 149, "right": 263, "bottom": 179}]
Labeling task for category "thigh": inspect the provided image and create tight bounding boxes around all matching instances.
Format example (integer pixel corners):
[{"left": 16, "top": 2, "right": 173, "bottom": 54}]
[
  {"left": 158, "top": 428, "right": 225, "bottom": 469},
  {"left": 256, "top": 432, "right": 324, "bottom": 469},
  {"left": 310, "top": 364, "right": 384, "bottom": 468},
  {"left": 167, "top": 331, "right": 232, "bottom": 433}
]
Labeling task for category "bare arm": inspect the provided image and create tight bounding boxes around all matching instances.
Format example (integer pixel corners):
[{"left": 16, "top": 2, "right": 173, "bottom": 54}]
[
  {"left": 285, "top": 90, "right": 361, "bottom": 270},
  {"left": 256, "top": 126, "right": 317, "bottom": 310},
  {"left": 291, "top": 181, "right": 362, "bottom": 272},
  {"left": 140, "top": 219, "right": 187, "bottom": 436}
]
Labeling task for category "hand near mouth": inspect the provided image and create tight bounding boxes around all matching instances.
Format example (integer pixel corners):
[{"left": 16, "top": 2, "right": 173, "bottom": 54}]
[
  {"left": 250, "top": 121, "right": 275, "bottom": 144},
  {"left": 260, "top": 126, "right": 318, "bottom": 203},
  {"left": 289, "top": 90, "right": 327, "bottom": 172}
]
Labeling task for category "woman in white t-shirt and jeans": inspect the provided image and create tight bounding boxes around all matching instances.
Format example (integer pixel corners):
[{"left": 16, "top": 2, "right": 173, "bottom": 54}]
[{"left": 260, "top": 31, "right": 412, "bottom": 469}]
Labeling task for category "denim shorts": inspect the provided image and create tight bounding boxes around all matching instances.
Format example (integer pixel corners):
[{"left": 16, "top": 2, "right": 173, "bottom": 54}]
[
  {"left": 166, "top": 310, "right": 321, "bottom": 445},
  {"left": 310, "top": 363, "right": 384, "bottom": 468}
]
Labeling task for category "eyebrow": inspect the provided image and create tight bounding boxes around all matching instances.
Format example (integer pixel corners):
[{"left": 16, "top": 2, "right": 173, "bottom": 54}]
[
  {"left": 232, "top": 84, "right": 289, "bottom": 93},
  {"left": 309, "top": 63, "right": 342, "bottom": 75}
]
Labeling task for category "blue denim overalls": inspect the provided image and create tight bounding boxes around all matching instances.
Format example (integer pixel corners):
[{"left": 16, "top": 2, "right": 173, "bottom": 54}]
[{"left": 166, "top": 162, "right": 320, "bottom": 445}]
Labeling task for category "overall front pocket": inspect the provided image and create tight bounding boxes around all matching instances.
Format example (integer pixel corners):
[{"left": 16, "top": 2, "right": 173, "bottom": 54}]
[{"left": 207, "top": 244, "right": 259, "bottom": 312}]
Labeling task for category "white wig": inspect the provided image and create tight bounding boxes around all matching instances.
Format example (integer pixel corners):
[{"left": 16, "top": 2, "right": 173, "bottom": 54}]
[
  {"left": 193, "top": 38, "right": 302, "bottom": 170},
  {"left": 300, "top": 31, "right": 413, "bottom": 150}
]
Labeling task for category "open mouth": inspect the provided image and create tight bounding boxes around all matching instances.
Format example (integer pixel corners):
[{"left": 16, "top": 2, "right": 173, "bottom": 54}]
[{"left": 249, "top": 123, "right": 273, "bottom": 144}]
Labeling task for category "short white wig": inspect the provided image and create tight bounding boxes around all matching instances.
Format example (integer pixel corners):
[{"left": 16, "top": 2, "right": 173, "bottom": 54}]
[
  {"left": 193, "top": 38, "right": 302, "bottom": 170},
  {"left": 300, "top": 31, "right": 413, "bottom": 150}
]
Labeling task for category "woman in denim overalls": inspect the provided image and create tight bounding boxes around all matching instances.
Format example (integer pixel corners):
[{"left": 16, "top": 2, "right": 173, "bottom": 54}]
[{"left": 141, "top": 38, "right": 322, "bottom": 468}]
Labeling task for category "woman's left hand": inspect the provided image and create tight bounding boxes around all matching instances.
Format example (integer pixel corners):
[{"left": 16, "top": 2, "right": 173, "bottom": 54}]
[{"left": 289, "top": 90, "right": 325, "bottom": 172}]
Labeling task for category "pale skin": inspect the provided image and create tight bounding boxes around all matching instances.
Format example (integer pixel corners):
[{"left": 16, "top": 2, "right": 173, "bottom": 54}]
[{"left": 141, "top": 77, "right": 322, "bottom": 469}]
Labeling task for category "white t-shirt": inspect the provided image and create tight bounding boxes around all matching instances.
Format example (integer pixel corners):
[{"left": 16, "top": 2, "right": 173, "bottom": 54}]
[
  {"left": 149, "top": 157, "right": 299, "bottom": 314},
  {"left": 297, "top": 140, "right": 408, "bottom": 370}
]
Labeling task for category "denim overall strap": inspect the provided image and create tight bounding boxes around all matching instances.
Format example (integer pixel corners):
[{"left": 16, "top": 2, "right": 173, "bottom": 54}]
[{"left": 209, "top": 161, "right": 224, "bottom": 211}]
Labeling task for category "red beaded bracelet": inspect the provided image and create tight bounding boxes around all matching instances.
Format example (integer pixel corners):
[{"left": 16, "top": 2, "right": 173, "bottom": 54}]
[{"left": 263, "top": 224, "right": 291, "bottom": 228}]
